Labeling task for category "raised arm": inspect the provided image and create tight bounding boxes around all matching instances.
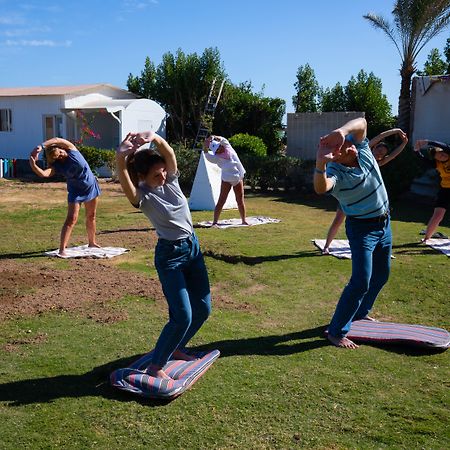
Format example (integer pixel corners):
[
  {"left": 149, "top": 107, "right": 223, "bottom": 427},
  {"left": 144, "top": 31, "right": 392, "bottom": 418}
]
[
  {"left": 29, "top": 146, "right": 55, "bottom": 178},
  {"left": 369, "top": 128, "right": 403, "bottom": 148},
  {"left": 42, "top": 137, "right": 77, "bottom": 151},
  {"left": 320, "top": 117, "right": 367, "bottom": 150},
  {"left": 377, "top": 130, "right": 408, "bottom": 167},
  {"left": 134, "top": 131, "right": 177, "bottom": 174},
  {"left": 115, "top": 134, "right": 139, "bottom": 207},
  {"left": 314, "top": 144, "right": 337, "bottom": 194},
  {"left": 415, "top": 139, "right": 450, "bottom": 154}
]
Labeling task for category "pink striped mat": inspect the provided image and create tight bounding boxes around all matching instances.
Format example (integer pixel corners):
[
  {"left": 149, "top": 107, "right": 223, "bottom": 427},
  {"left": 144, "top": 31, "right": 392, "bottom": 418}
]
[
  {"left": 110, "top": 349, "right": 220, "bottom": 400},
  {"left": 343, "top": 320, "right": 450, "bottom": 349}
]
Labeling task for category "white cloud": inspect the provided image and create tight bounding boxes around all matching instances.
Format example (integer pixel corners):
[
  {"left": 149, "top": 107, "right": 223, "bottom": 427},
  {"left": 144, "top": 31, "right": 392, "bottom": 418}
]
[
  {"left": 4, "top": 39, "right": 72, "bottom": 47},
  {"left": 123, "top": 0, "right": 158, "bottom": 10},
  {"left": 0, "top": 15, "right": 26, "bottom": 25}
]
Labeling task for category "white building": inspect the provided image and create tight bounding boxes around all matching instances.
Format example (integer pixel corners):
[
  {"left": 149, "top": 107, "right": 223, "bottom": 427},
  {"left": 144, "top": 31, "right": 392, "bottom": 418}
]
[
  {"left": 0, "top": 83, "right": 166, "bottom": 160},
  {"left": 410, "top": 75, "right": 450, "bottom": 144},
  {"left": 286, "top": 111, "right": 364, "bottom": 160}
]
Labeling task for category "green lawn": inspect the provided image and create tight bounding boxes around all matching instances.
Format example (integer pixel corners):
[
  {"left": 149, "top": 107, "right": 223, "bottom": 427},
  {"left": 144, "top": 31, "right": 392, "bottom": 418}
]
[{"left": 0, "top": 181, "right": 448, "bottom": 449}]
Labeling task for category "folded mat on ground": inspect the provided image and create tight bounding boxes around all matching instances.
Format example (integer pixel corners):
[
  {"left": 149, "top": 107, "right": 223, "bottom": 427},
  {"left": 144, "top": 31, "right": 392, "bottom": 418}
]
[
  {"left": 110, "top": 349, "right": 220, "bottom": 400},
  {"left": 45, "top": 245, "right": 129, "bottom": 259},
  {"left": 327, "top": 320, "right": 449, "bottom": 349},
  {"left": 424, "top": 238, "right": 450, "bottom": 257},
  {"left": 313, "top": 239, "right": 395, "bottom": 259},
  {"left": 197, "top": 216, "right": 280, "bottom": 228}
]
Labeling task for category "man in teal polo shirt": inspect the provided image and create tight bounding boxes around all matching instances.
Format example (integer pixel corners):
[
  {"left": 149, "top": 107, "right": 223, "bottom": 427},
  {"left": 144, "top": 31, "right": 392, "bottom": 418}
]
[{"left": 314, "top": 117, "right": 392, "bottom": 349}]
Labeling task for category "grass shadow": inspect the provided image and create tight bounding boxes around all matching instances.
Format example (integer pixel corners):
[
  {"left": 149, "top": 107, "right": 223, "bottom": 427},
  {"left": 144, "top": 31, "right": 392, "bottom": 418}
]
[
  {"left": 98, "top": 227, "right": 153, "bottom": 235},
  {"left": 203, "top": 249, "right": 319, "bottom": 265},
  {"left": 0, "top": 353, "right": 171, "bottom": 407},
  {"left": 392, "top": 241, "right": 445, "bottom": 256},
  {"left": 192, "top": 325, "right": 329, "bottom": 357},
  {"left": 0, "top": 249, "right": 50, "bottom": 260}
]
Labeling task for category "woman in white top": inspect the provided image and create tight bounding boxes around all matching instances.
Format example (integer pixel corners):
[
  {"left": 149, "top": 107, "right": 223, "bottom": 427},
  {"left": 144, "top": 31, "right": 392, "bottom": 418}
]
[{"left": 203, "top": 135, "right": 248, "bottom": 226}]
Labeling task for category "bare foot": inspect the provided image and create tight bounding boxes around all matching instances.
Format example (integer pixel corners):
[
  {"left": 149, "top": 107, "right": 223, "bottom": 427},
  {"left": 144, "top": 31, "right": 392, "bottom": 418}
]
[
  {"left": 88, "top": 242, "right": 101, "bottom": 248},
  {"left": 362, "top": 316, "right": 378, "bottom": 322},
  {"left": 58, "top": 250, "right": 68, "bottom": 257},
  {"left": 322, "top": 248, "right": 330, "bottom": 255},
  {"left": 241, "top": 221, "right": 250, "bottom": 226},
  {"left": 172, "top": 349, "right": 197, "bottom": 361},
  {"left": 327, "top": 334, "right": 359, "bottom": 349},
  {"left": 211, "top": 222, "right": 220, "bottom": 228},
  {"left": 145, "top": 364, "right": 172, "bottom": 379}
]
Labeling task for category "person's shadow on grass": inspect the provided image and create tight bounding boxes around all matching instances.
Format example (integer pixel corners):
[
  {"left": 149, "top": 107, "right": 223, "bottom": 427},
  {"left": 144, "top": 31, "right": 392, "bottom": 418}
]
[
  {"left": 203, "top": 249, "right": 319, "bottom": 265},
  {"left": 0, "top": 325, "right": 442, "bottom": 407},
  {"left": 0, "top": 326, "right": 328, "bottom": 407}
]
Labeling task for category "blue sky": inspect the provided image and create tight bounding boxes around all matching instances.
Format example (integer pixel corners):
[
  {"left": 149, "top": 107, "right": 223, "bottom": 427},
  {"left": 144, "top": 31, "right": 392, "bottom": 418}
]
[{"left": 0, "top": 0, "right": 449, "bottom": 118}]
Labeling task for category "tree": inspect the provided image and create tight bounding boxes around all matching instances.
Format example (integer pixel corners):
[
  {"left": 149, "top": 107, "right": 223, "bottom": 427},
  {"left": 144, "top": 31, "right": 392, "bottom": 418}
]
[
  {"left": 417, "top": 48, "right": 447, "bottom": 75},
  {"left": 444, "top": 37, "right": 450, "bottom": 73},
  {"left": 214, "top": 82, "right": 285, "bottom": 155},
  {"left": 320, "top": 83, "right": 347, "bottom": 112},
  {"left": 292, "top": 64, "right": 320, "bottom": 112},
  {"left": 127, "top": 47, "right": 226, "bottom": 142},
  {"left": 345, "top": 70, "right": 394, "bottom": 137},
  {"left": 364, "top": 0, "right": 450, "bottom": 135}
]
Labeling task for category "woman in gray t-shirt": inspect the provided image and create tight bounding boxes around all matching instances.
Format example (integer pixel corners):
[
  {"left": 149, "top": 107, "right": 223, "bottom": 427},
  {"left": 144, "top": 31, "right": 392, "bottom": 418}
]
[{"left": 116, "top": 131, "right": 211, "bottom": 379}]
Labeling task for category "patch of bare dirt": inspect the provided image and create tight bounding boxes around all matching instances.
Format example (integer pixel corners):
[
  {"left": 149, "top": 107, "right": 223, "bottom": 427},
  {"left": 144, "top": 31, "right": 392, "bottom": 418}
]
[{"left": 0, "top": 258, "right": 165, "bottom": 323}]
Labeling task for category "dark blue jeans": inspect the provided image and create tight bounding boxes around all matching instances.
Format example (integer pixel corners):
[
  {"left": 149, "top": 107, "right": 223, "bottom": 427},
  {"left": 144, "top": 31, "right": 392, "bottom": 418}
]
[
  {"left": 328, "top": 216, "right": 392, "bottom": 338},
  {"left": 152, "top": 233, "right": 211, "bottom": 367}
]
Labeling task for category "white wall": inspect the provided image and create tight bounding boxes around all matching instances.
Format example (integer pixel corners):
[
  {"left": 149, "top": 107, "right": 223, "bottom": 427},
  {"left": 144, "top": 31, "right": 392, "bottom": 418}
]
[
  {"left": 287, "top": 111, "right": 365, "bottom": 160},
  {"left": 121, "top": 99, "right": 166, "bottom": 141},
  {"left": 0, "top": 95, "right": 65, "bottom": 159},
  {"left": 411, "top": 76, "right": 450, "bottom": 144}
]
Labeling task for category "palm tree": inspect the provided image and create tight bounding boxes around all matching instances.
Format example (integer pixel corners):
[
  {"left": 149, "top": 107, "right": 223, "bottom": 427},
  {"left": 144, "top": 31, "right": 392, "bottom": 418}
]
[{"left": 364, "top": 0, "right": 450, "bottom": 134}]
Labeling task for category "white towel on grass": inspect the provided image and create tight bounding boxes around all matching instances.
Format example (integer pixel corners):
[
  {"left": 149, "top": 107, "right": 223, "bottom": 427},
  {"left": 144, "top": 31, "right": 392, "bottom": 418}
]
[
  {"left": 424, "top": 238, "right": 450, "bottom": 257},
  {"left": 45, "top": 245, "right": 129, "bottom": 259},
  {"left": 313, "top": 239, "right": 352, "bottom": 259},
  {"left": 197, "top": 216, "right": 280, "bottom": 229},
  {"left": 313, "top": 239, "right": 395, "bottom": 260}
]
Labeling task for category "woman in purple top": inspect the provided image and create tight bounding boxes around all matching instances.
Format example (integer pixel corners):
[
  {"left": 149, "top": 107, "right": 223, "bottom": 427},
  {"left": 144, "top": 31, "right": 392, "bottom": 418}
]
[{"left": 29, "top": 138, "right": 101, "bottom": 256}]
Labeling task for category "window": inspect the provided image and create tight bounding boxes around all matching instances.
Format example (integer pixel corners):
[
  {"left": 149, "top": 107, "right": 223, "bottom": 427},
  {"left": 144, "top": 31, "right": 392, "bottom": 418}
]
[
  {"left": 43, "top": 115, "right": 63, "bottom": 140},
  {"left": 0, "top": 109, "right": 12, "bottom": 132}
]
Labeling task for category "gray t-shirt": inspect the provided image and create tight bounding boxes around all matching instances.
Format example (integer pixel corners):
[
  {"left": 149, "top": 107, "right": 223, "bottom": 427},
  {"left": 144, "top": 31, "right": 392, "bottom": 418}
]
[{"left": 138, "top": 172, "right": 193, "bottom": 241}]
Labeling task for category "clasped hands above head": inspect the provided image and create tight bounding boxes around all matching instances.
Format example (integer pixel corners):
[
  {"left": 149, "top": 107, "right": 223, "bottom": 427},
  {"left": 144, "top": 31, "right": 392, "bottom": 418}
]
[{"left": 117, "top": 131, "right": 156, "bottom": 156}]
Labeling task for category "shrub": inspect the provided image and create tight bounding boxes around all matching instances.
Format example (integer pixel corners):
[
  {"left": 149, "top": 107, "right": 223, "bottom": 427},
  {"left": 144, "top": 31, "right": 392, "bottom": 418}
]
[
  {"left": 171, "top": 142, "right": 200, "bottom": 193},
  {"left": 381, "top": 145, "right": 421, "bottom": 199},
  {"left": 78, "top": 145, "right": 115, "bottom": 176},
  {"left": 229, "top": 133, "right": 267, "bottom": 157},
  {"left": 240, "top": 154, "right": 303, "bottom": 192}
]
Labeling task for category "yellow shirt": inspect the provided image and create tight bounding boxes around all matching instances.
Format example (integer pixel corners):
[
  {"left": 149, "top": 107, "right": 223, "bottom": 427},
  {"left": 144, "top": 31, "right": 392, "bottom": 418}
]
[{"left": 436, "top": 159, "right": 450, "bottom": 188}]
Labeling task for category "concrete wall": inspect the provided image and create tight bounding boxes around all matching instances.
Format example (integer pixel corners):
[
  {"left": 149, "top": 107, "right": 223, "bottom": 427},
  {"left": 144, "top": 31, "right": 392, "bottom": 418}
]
[
  {"left": 286, "top": 111, "right": 365, "bottom": 160},
  {"left": 411, "top": 76, "right": 450, "bottom": 145}
]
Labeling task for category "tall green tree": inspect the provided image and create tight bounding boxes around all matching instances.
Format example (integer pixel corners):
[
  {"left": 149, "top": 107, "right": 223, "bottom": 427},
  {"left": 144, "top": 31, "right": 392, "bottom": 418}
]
[
  {"left": 214, "top": 82, "right": 285, "bottom": 155},
  {"left": 444, "top": 37, "right": 450, "bottom": 73},
  {"left": 364, "top": 0, "right": 450, "bottom": 134},
  {"left": 127, "top": 47, "right": 226, "bottom": 142},
  {"left": 345, "top": 70, "right": 394, "bottom": 137},
  {"left": 417, "top": 48, "right": 447, "bottom": 75},
  {"left": 320, "top": 83, "right": 347, "bottom": 112},
  {"left": 292, "top": 64, "right": 320, "bottom": 112}
]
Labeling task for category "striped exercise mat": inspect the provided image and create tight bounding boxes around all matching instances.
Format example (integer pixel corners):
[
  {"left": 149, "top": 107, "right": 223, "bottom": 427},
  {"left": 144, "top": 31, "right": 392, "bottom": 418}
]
[
  {"left": 110, "top": 349, "right": 220, "bottom": 400},
  {"left": 313, "top": 239, "right": 395, "bottom": 260},
  {"left": 45, "top": 245, "right": 129, "bottom": 259},
  {"left": 424, "top": 238, "right": 450, "bottom": 257},
  {"left": 342, "top": 320, "right": 450, "bottom": 349},
  {"left": 197, "top": 216, "right": 280, "bottom": 229}
]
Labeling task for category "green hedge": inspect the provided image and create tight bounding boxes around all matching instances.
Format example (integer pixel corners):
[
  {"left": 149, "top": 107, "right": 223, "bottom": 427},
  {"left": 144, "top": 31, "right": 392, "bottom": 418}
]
[
  {"left": 228, "top": 133, "right": 267, "bottom": 157},
  {"left": 78, "top": 145, "right": 115, "bottom": 176}
]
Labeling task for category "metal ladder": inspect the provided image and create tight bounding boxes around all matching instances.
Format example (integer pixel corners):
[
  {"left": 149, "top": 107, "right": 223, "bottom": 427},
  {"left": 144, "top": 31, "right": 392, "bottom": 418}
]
[{"left": 193, "top": 77, "right": 225, "bottom": 149}]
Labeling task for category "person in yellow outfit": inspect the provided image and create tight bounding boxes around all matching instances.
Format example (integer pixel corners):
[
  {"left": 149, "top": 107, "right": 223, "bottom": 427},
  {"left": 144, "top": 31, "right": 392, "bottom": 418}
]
[{"left": 414, "top": 139, "right": 450, "bottom": 241}]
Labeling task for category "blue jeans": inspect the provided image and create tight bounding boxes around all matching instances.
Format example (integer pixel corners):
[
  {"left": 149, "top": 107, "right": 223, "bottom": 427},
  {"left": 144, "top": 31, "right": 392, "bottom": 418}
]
[
  {"left": 152, "top": 233, "right": 211, "bottom": 367},
  {"left": 328, "top": 216, "right": 392, "bottom": 338}
]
